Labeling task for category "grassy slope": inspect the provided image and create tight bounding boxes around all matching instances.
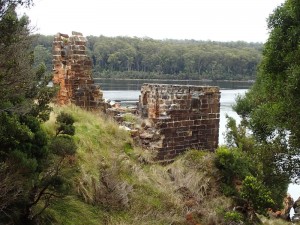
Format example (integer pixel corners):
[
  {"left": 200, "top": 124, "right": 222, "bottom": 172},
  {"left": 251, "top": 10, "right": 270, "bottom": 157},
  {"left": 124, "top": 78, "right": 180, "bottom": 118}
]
[{"left": 40, "top": 105, "right": 291, "bottom": 225}]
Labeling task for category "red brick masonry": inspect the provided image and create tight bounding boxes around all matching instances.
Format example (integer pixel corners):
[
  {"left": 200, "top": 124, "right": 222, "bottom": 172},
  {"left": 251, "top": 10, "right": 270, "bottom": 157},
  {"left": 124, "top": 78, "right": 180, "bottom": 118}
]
[
  {"left": 139, "top": 84, "right": 220, "bottom": 161},
  {"left": 52, "top": 32, "right": 105, "bottom": 111}
]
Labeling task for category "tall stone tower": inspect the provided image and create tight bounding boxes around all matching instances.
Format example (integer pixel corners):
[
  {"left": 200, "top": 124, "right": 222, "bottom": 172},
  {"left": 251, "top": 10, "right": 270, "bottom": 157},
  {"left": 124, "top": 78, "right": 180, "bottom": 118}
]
[{"left": 52, "top": 31, "right": 105, "bottom": 111}]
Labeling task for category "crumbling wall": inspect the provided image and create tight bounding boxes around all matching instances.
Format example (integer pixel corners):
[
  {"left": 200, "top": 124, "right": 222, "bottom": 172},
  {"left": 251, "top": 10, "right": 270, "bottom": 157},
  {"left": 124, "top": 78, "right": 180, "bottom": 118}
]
[
  {"left": 138, "top": 84, "right": 220, "bottom": 161},
  {"left": 52, "top": 31, "right": 105, "bottom": 111}
]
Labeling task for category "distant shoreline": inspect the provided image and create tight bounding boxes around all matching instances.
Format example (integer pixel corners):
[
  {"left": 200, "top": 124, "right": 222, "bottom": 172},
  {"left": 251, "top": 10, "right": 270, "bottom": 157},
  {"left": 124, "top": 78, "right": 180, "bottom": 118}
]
[{"left": 93, "top": 78, "right": 255, "bottom": 83}]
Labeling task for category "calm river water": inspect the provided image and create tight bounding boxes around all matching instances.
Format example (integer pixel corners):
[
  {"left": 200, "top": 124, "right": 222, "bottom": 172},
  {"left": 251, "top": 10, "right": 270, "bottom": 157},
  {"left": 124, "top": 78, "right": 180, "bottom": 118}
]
[{"left": 97, "top": 79, "right": 298, "bottom": 204}]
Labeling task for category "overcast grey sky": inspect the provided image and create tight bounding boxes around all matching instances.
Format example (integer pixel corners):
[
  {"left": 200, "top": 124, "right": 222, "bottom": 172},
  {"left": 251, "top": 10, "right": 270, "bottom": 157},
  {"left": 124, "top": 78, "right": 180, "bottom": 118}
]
[{"left": 20, "top": 0, "right": 285, "bottom": 42}]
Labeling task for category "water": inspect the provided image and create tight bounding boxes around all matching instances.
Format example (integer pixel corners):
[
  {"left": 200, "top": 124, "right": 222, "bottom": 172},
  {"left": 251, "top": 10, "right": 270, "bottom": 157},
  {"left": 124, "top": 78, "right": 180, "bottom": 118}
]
[
  {"left": 95, "top": 78, "right": 253, "bottom": 90},
  {"left": 100, "top": 79, "right": 299, "bottom": 205}
]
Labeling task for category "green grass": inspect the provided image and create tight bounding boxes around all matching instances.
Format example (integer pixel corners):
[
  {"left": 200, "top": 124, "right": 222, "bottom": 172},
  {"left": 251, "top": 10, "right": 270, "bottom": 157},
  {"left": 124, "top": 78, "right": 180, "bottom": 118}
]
[
  {"left": 39, "top": 196, "right": 104, "bottom": 225},
  {"left": 259, "top": 216, "right": 292, "bottom": 225},
  {"left": 40, "top": 105, "right": 290, "bottom": 225}
]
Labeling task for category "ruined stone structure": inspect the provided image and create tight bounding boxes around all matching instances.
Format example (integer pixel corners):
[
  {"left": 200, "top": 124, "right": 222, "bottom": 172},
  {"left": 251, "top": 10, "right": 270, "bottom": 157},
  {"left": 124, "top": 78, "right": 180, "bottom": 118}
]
[
  {"left": 52, "top": 32, "right": 105, "bottom": 110},
  {"left": 51, "top": 32, "right": 221, "bottom": 162},
  {"left": 138, "top": 84, "right": 220, "bottom": 161}
]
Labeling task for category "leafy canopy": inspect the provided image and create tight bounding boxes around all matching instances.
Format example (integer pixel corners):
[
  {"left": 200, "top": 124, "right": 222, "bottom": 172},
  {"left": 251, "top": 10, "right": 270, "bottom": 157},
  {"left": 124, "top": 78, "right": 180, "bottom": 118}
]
[{"left": 234, "top": 0, "right": 300, "bottom": 182}]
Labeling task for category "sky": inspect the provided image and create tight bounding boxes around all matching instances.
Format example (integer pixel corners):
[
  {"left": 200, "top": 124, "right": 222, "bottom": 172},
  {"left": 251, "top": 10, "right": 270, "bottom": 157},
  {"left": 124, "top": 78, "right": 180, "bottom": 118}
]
[{"left": 20, "top": 0, "right": 285, "bottom": 43}]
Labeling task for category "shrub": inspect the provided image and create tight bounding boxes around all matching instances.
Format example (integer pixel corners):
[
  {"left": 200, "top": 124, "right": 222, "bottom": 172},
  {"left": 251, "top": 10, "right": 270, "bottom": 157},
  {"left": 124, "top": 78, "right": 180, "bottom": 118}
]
[
  {"left": 56, "top": 112, "right": 75, "bottom": 136},
  {"left": 49, "top": 136, "right": 77, "bottom": 157},
  {"left": 215, "top": 146, "right": 250, "bottom": 185},
  {"left": 240, "top": 176, "right": 275, "bottom": 216}
]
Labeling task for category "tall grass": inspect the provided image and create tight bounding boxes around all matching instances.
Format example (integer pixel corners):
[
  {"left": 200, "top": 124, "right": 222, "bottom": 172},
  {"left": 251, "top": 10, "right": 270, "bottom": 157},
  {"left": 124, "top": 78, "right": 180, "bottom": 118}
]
[{"left": 41, "top": 105, "right": 284, "bottom": 224}]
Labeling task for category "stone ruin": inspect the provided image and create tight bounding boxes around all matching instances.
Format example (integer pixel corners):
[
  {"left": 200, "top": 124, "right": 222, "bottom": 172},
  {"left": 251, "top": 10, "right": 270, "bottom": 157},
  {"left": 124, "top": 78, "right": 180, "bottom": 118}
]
[
  {"left": 52, "top": 31, "right": 106, "bottom": 111},
  {"left": 52, "top": 32, "right": 221, "bottom": 161},
  {"left": 137, "top": 84, "right": 220, "bottom": 161}
]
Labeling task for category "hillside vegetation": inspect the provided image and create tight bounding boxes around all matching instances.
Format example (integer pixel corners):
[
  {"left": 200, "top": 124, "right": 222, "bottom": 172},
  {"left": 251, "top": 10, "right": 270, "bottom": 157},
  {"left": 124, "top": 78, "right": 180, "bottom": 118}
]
[
  {"left": 33, "top": 105, "right": 292, "bottom": 225},
  {"left": 39, "top": 105, "right": 234, "bottom": 225}
]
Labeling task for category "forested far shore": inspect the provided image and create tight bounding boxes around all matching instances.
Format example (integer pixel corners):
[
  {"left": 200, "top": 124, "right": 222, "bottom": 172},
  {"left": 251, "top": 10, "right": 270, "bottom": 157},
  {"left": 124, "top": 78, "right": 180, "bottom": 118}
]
[{"left": 33, "top": 34, "right": 263, "bottom": 80}]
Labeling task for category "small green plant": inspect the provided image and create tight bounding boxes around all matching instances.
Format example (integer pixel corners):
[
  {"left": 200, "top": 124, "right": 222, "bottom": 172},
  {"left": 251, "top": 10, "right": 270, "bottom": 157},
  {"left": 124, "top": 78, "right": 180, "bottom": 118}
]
[
  {"left": 123, "top": 113, "right": 138, "bottom": 123},
  {"left": 124, "top": 142, "right": 134, "bottom": 157},
  {"left": 184, "top": 149, "right": 207, "bottom": 164},
  {"left": 224, "top": 211, "right": 243, "bottom": 223}
]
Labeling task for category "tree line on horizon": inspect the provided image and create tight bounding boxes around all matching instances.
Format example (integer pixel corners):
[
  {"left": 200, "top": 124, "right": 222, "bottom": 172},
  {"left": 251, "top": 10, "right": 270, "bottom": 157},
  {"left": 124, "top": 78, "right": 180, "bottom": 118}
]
[{"left": 33, "top": 34, "right": 263, "bottom": 80}]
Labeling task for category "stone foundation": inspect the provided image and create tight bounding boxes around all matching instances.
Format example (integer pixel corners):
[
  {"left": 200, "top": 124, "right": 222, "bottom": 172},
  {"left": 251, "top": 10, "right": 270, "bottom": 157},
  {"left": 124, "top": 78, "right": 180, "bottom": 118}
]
[
  {"left": 52, "top": 32, "right": 106, "bottom": 111},
  {"left": 138, "top": 84, "right": 220, "bottom": 161}
]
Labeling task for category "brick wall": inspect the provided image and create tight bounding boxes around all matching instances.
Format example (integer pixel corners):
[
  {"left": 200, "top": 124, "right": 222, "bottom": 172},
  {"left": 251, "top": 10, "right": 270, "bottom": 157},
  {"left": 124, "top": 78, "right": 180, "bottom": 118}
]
[
  {"left": 139, "top": 84, "right": 220, "bottom": 161},
  {"left": 52, "top": 32, "right": 105, "bottom": 111}
]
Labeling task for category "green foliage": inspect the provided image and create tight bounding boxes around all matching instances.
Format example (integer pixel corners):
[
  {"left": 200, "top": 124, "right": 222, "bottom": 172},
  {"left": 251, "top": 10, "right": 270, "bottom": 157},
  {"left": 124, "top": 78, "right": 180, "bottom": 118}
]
[
  {"left": 0, "top": 3, "right": 76, "bottom": 222},
  {"left": 57, "top": 112, "right": 75, "bottom": 125},
  {"left": 123, "top": 113, "right": 138, "bottom": 123},
  {"left": 29, "top": 64, "right": 57, "bottom": 122},
  {"left": 124, "top": 142, "right": 134, "bottom": 156},
  {"left": 49, "top": 136, "right": 77, "bottom": 157},
  {"left": 240, "top": 176, "right": 275, "bottom": 215},
  {"left": 0, "top": 113, "right": 49, "bottom": 174},
  {"left": 0, "top": 7, "right": 34, "bottom": 114},
  {"left": 220, "top": 183, "right": 237, "bottom": 197},
  {"left": 33, "top": 45, "right": 52, "bottom": 71},
  {"left": 215, "top": 146, "right": 250, "bottom": 185},
  {"left": 38, "top": 197, "right": 104, "bottom": 225},
  {"left": 231, "top": 0, "right": 300, "bottom": 217},
  {"left": 224, "top": 211, "right": 243, "bottom": 223},
  {"left": 183, "top": 149, "right": 207, "bottom": 165},
  {"left": 89, "top": 37, "right": 262, "bottom": 80},
  {"left": 0, "top": 1, "right": 32, "bottom": 19},
  {"left": 34, "top": 34, "right": 262, "bottom": 80},
  {"left": 225, "top": 115, "right": 255, "bottom": 153},
  {"left": 56, "top": 112, "right": 75, "bottom": 136},
  {"left": 234, "top": 0, "right": 300, "bottom": 179},
  {"left": 222, "top": 116, "right": 289, "bottom": 215}
]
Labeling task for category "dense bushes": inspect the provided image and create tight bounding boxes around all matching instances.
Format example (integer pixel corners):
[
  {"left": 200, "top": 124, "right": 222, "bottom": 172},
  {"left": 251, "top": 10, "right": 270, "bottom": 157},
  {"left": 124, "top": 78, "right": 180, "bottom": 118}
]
[{"left": 215, "top": 115, "right": 290, "bottom": 222}]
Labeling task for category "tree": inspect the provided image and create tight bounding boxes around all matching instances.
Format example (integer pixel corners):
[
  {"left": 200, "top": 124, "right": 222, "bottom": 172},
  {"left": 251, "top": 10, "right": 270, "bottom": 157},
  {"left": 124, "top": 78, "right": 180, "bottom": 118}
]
[
  {"left": 0, "top": 0, "right": 32, "bottom": 19},
  {"left": 21, "top": 112, "right": 77, "bottom": 224},
  {"left": 235, "top": 0, "right": 300, "bottom": 178},
  {"left": 0, "top": 2, "right": 77, "bottom": 224},
  {"left": 33, "top": 45, "right": 52, "bottom": 71},
  {"left": 83, "top": 35, "right": 262, "bottom": 80},
  {"left": 0, "top": 7, "right": 34, "bottom": 114},
  {"left": 232, "top": 0, "right": 300, "bottom": 215}
]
